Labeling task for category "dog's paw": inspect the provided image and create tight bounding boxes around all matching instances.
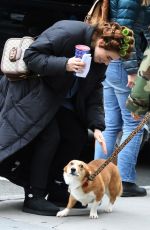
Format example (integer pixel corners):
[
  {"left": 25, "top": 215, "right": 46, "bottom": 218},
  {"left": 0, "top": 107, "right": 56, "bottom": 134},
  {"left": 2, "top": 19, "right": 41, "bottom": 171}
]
[
  {"left": 56, "top": 208, "right": 70, "bottom": 217},
  {"left": 105, "top": 203, "right": 113, "bottom": 213},
  {"left": 89, "top": 211, "right": 99, "bottom": 219}
]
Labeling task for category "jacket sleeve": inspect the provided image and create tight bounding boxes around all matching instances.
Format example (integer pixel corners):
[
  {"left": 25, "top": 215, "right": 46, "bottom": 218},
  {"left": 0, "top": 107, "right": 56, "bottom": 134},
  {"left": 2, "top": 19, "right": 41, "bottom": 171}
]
[
  {"left": 85, "top": 63, "right": 106, "bottom": 131},
  {"left": 86, "top": 83, "right": 105, "bottom": 131},
  {"left": 126, "top": 77, "right": 150, "bottom": 115},
  {"left": 122, "top": 48, "right": 139, "bottom": 75},
  {"left": 23, "top": 28, "right": 69, "bottom": 78},
  {"left": 126, "top": 47, "right": 150, "bottom": 115}
]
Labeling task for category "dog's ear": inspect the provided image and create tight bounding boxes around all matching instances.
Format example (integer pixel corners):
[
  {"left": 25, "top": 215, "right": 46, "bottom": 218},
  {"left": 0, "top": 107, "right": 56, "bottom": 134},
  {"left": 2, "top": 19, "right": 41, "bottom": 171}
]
[
  {"left": 63, "top": 165, "right": 67, "bottom": 172},
  {"left": 83, "top": 164, "right": 91, "bottom": 177}
]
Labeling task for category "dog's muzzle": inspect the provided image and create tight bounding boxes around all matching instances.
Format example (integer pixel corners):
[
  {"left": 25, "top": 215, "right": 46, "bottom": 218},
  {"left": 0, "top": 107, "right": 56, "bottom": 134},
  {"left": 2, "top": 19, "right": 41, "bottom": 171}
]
[{"left": 70, "top": 167, "right": 78, "bottom": 176}]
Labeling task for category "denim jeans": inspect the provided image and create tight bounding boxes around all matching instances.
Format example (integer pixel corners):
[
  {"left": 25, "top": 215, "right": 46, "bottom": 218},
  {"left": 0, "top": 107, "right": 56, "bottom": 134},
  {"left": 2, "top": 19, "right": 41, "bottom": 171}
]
[{"left": 94, "top": 60, "right": 144, "bottom": 183}]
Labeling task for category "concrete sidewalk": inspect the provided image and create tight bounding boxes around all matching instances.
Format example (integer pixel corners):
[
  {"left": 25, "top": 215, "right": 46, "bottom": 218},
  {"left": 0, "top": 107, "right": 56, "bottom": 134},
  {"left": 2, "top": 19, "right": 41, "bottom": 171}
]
[
  {"left": 0, "top": 164, "right": 150, "bottom": 230},
  {"left": 0, "top": 186, "right": 150, "bottom": 230}
]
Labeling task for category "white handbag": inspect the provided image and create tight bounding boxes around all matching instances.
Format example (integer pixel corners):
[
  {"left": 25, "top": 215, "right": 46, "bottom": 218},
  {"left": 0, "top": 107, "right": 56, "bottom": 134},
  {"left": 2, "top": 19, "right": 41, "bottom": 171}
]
[{"left": 1, "top": 36, "right": 34, "bottom": 81}]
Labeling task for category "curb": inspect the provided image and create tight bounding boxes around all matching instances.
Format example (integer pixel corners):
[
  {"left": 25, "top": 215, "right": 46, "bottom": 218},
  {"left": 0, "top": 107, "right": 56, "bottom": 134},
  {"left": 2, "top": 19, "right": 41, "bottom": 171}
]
[
  {"left": 0, "top": 195, "right": 24, "bottom": 201},
  {"left": 0, "top": 177, "right": 8, "bottom": 181}
]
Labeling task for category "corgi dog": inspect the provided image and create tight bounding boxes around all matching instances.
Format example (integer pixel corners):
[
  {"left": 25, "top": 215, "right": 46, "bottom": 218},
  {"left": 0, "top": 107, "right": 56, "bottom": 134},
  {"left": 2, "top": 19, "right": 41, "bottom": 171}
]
[{"left": 57, "top": 159, "right": 122, "bottom": 219}]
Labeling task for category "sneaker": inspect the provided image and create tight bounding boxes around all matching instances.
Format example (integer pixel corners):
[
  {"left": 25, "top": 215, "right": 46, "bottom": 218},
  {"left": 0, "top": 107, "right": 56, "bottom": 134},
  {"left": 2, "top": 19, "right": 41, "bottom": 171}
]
[
  {"left": 23, "top": 197, "right": 60, "bottom": 216},
  {"left": 121, "top": 182, "right": 147, "bottom": 197}
]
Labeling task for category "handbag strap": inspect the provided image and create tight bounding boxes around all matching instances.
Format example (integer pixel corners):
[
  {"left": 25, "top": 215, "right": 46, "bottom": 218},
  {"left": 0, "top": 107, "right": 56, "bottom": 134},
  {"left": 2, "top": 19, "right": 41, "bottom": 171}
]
[
  {"left": 85, "top": 0, "right": 109, "bottom": 23},
  {"left": 85, "top": 0, "right": 103, "bottom": 22}
]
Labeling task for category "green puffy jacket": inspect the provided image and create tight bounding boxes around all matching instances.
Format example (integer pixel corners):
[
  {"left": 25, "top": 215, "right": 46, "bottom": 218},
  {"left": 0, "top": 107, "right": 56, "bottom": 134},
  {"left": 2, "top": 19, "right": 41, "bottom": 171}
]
[{"left": 126, "top": 46, "right": 150, "bottom": 115}]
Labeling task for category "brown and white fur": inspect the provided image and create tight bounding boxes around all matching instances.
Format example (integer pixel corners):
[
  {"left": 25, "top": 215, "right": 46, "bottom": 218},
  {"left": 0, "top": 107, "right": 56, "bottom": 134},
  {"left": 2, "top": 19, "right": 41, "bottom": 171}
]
[{"left": 57, "top": 159, "right": 122, "bottom": 219}]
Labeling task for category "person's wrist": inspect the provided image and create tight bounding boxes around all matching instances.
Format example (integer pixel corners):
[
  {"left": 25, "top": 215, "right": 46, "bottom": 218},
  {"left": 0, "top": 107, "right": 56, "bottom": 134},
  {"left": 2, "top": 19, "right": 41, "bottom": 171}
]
[{"left": 66, "top": 61, "right": 70, "bottom": 72}]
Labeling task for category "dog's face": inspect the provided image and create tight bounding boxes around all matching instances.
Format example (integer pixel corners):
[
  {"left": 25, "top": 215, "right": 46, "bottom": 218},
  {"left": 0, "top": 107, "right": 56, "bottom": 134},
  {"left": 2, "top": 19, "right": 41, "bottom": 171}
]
[{"left": 63, "top": 160, "right": 90, "bottom": 185}]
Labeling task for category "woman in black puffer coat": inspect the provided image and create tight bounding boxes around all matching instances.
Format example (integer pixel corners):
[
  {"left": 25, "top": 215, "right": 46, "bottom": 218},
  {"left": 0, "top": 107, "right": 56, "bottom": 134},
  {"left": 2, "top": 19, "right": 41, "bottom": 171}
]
[{"left": 0, "top": 20, "right": 133, "bottom": 216}]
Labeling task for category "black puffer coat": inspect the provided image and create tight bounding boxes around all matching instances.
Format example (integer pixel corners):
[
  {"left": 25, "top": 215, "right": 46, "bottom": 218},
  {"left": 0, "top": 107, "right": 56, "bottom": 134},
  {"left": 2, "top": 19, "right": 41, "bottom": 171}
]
[{"left": 0, "top": 20, "right": 106, "bottom": 165}]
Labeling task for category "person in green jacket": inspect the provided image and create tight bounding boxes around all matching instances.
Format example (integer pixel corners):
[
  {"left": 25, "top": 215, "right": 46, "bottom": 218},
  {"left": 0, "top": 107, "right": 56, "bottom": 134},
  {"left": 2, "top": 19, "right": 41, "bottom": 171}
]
[{"left": 126, "top": 46, "right": 150, "bottom": 118}]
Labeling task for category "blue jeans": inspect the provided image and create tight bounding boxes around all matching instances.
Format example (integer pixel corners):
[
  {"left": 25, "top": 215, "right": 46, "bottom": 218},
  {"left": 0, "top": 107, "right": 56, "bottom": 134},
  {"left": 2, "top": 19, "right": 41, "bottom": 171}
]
[{"left": 94, "top": 60, "right": 144, "bottom": 183}]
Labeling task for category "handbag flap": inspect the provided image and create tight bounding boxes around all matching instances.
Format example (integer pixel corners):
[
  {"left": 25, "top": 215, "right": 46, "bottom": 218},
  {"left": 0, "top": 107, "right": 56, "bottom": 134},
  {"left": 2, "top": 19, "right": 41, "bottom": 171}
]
[{"left": 1, "top": 36, "right": 34, "bottom": 75}]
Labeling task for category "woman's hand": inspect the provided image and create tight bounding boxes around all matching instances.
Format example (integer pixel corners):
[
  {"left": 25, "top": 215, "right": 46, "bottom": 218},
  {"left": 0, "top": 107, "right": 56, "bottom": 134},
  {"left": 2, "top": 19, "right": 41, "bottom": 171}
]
[
  {"left": 66, "top": 57, "right": 85, "bottom": 72},
  {"left": 131, "top": 112, "right": 141, "bottom": 120},
  {"left": 94, "top": 129, "right": 107, "bottom": 154},
  {"left": 127, "top": 74, "right": 137, "bottom": 88}
]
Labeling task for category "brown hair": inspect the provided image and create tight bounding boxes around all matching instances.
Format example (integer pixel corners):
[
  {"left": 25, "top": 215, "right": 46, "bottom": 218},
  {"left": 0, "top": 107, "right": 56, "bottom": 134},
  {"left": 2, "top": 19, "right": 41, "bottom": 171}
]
[{"left": 92, "top": 22, "right": 135, "bottom": 59}]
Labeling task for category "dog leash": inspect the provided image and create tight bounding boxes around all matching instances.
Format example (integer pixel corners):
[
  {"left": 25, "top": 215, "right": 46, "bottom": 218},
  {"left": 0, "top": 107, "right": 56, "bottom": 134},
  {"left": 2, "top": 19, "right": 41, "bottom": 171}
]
[{"left": 88, "top": 111, "right": 150, "bottom": 181}]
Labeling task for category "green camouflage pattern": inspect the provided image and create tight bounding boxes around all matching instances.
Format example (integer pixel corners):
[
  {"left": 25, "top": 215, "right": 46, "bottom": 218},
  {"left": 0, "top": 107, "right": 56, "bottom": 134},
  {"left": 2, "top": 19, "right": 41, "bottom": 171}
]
[{"left": 126, "top": 46, "right": 150, "bottom": 115}]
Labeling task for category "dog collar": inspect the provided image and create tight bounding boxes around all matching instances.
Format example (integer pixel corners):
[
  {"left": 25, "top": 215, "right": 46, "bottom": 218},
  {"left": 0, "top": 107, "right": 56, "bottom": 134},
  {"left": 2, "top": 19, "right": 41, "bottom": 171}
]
[{"left": 82, "top": 178, "right": 89, "bottom": 187}]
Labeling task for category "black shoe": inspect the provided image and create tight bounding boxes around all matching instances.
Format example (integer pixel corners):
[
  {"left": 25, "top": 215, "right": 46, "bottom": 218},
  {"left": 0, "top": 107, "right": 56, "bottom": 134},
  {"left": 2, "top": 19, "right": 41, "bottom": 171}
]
[
  {"left": 121, "top": 182, "right": 147, "bottom": 197},
  {"left": 23, "top": 187, "right": 60, "bottom": 216},
  {"left": 23, "top": 197, "right": 60, "bottom": 216},
  {"left": 48, "top": 180, "right": 87, "bottom": 209}
]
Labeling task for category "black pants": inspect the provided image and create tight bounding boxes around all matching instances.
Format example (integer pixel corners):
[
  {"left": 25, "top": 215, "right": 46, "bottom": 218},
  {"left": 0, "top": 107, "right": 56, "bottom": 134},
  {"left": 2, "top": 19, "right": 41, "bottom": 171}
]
[
  {"left": 29, "top": 118, "right": 59, "bottom": 190},
  {"left": 30, "top": 107, "right": 88, "bottom": 191}
]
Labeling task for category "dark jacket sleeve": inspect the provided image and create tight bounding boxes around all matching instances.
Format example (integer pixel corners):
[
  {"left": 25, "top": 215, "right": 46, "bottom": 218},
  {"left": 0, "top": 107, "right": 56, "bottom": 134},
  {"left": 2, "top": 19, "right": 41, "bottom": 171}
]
[
  {"left": 122, "top": 48, "right": 139, "bottom": 75},
  {"left": 85, "top": 63, "right": 106, "bottom": 131},
  {"left": 86, "top": 83, "right": 105, "bottom": 131},
  {"left": 23, "top": 27, "right": 69, "bottom": 78}
]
